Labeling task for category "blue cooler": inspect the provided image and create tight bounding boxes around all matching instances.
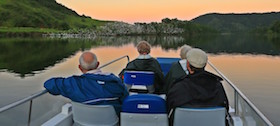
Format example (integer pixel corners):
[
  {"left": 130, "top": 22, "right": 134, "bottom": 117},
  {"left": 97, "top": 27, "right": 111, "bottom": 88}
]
[
  {"left": 124, "top": 71, "right": 154, "bottom": 86},
  {"left": 124, "top": 71, "right": 155, "bottom": 93},
  {"left": 122, "top": 94, "right": 166, "bottom": 114}
]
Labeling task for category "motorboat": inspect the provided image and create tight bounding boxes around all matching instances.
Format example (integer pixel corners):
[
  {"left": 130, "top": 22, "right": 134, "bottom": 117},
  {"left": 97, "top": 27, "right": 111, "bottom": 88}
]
[{"left": 0, "top": 55, "right": 273, "bottom": 126}]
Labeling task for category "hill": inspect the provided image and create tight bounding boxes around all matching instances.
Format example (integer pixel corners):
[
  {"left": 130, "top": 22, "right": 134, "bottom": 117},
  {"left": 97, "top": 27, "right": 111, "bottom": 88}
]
[
  {"left": 0, "top": 0, "right": 108, "bottom": 30},
  {"left": 192, "top": 12, "right": 280, "bottom": 33}
]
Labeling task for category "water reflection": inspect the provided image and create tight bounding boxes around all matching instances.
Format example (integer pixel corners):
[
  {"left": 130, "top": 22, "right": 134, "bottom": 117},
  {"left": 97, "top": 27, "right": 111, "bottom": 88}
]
[
  {"left": 0, "top": 36, "right": 279, "bottom": 125},
  {"left": 0, "top": 34, "right": 279, "bottom": 77},
  {"left": 97, "top": 34, "right": 280, "bottom": 54},
  {"left": 197, "top": 34, "right": 280, "bottom": 55},
  {"left": 0, "top": 38, "right": 95, "bottom": 77}
]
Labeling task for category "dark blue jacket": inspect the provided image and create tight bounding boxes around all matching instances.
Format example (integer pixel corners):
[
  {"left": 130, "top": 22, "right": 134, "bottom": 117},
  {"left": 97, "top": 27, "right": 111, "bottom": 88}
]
[{"left": 44, "top": 72, "right": 129, "bottom": 115}]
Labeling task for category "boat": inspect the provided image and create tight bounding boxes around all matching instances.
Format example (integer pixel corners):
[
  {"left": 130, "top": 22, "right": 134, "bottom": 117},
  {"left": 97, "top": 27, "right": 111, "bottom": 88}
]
[{"left": 0, "top": 55, "right": 274, "bottom": 126}]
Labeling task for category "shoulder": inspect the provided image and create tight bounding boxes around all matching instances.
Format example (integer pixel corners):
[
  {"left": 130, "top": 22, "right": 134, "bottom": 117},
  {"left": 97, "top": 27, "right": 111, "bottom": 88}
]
[
  {"left": 204, "top": 71, "right": 223, "bottom": 81},
  {"left": 173, "top": 75, "right": 189, "bottom": 85},
  {"left": 190, "top": 71, "right": 222, "bottom": 81},
  {"left": 170, "top": 61, "right": 181, "bottom": 69},
  {"left": 126, "top": 59, "right": 138, "bottom": 67},
  {"left": 150, "top": 57, "right": 160, "bottom": 63},
  {"left": 45, "top": 75, "right": 79, "bottom": 82},
  {"left": 84, "top": 72, "right": 118, "bottom": 78},
  {"left": 167, "top": 76, "right": 191, "bottom": 95}
]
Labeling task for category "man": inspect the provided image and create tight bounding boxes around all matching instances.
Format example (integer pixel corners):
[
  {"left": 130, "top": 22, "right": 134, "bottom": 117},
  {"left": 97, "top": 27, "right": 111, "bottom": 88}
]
[
  {"left": 167, "top": 48, "right": 229, "bottom": 125},
  {"left": 119, "top": 41, "right": 165, "bottom": 94},
  {"left": 44, "top": 51, "right": 128, "bottom": 115},
  {"left": 164, "top": 44, "right": 192, "bottom": 93}
]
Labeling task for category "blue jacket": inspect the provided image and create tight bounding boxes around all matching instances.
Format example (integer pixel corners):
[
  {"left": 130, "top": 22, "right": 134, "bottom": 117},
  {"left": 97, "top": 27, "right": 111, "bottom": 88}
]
[{"left": 44, "top": 71, "right": 129, "bottom": 115}]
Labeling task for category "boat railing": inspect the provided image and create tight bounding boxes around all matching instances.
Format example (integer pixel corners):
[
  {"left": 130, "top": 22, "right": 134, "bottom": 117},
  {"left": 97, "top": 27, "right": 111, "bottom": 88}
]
[
  {"left": 207, "top": 61, "right": 273, "bottom": 126},
  {"left": 0, "top": 55, "right": 130, "bottom": 126}
]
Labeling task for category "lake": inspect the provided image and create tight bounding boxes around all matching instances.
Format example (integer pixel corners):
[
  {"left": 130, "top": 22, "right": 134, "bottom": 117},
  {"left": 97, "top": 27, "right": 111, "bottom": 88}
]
[{"left": 0, "top": 34, "right": 279, "bottom": 125}]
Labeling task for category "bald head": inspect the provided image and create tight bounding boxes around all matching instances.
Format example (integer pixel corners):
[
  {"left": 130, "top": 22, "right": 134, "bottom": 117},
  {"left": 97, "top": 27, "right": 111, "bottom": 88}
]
[{"left": 79, "top": 52, "right": 99, "bottom": 71}]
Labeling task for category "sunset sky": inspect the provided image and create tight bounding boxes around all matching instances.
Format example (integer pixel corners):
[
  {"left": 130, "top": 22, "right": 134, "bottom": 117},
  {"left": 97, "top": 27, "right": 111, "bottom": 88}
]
[{"left": 56, "top": 0, "right": 280, "bottom": 24}]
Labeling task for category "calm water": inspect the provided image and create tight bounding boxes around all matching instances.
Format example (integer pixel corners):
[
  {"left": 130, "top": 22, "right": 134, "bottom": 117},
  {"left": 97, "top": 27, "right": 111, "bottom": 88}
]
[{"left": 0, "top": 35, "right": 279, "bottom": 125}]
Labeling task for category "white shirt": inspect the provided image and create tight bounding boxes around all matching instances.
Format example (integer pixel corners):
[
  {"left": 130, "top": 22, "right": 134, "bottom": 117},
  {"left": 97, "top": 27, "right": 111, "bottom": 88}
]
[
  {"left": 179, "top": 59, "right": 189, "bottom": 75},
  {"left": 137, "top": 54, "right": 152, "bottom": 59},
  {"left": 86, "top": 69, "right": 111, "bottom": 75}
]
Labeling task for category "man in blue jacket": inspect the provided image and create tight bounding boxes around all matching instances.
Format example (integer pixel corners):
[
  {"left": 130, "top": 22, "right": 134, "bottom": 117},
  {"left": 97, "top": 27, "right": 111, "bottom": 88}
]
[{"left": 44, "top": 51, "right": 129, "bottom": 115}]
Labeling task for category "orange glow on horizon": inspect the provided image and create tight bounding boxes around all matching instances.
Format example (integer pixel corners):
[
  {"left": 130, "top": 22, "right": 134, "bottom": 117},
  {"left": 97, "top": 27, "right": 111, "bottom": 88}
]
[{"left": 56, "top": 0, "right": 280, "bottom": 23}]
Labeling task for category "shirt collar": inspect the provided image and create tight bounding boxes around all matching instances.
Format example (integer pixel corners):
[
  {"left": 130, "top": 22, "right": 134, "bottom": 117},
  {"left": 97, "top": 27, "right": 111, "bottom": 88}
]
[
  {"left": 137, "top": 54, "right": 152, "bottom": 59},
  {"left": 86, "top": 69, "right": 102, "bottom": 74},
  {"left": 179, "top": 59, "right": 189, "bottom": 75},
  {"left": 86, "top": 69, "right": 112, "bottom": 76}
]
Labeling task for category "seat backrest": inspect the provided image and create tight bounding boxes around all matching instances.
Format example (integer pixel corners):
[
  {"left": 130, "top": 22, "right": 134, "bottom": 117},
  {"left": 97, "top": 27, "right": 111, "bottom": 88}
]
[
  {"left": 72, "top": 102, "right": 119, "bottom": 126},
  {"left": 123, "top": 71, "right": 155, "bottom": 94},
  {"left": 173, "top": 107, "right": 226, "bottom": 126},
  {"left": 156, "top": 57, "right": 180, "bottom": 76},
  {"left": 121, "top": 94, "right": 168, "bottom": 126}
]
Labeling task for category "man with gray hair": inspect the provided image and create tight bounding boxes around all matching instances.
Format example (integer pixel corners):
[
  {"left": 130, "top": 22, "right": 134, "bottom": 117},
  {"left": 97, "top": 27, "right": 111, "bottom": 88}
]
[
  {"left": 179, "top": 44, "right": 192, "bottom": 59},
  {"left": 44, "top": 51, "right": 128, "bottom": 115},
  {"left": 164, "top": 44, "right": 192, "bottom": 93}
]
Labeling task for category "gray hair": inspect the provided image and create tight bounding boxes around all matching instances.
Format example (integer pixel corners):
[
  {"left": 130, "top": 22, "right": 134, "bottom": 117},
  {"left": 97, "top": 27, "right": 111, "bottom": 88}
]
[
  {"left": 79, "top": 52, "right": 98, "bottom": 70},
  {"left": 180, "top": 45, "right": 192, "bottom": 59},
  {"left": 137, "top": 41, "right": 151, "bottom": 54}
]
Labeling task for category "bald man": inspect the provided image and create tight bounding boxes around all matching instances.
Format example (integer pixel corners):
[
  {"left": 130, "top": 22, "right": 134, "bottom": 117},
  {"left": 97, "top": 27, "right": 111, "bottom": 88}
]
[{"left": 44, "top": 51, "right": 128, "bottom": 115}]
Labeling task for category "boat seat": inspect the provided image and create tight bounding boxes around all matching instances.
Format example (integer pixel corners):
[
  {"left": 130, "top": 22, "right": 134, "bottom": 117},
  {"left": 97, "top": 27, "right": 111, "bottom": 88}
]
[
  {"left": 121, "top": 94, "right": 168, "bottom": 126},
  {"left": 173, "top": 107, "right": 226, "bottom": 126},
  {"left": 72, "top": 102, "right": 119, "bottom": 126},
  {"left": 156, "top": 57, "right": 180, "bottom": 76},
  {"left": 123, "top": 71, "right": 155, "bottom": 94}
]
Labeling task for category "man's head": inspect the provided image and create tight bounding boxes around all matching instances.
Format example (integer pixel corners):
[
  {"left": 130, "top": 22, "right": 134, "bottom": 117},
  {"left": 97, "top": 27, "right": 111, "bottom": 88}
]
[
  {"left": 79, "top": 51, "right": 99, "bottom": 73},
  {"left": 180, "top": 45, "right": 192, "bottom": 59},
  {"left": 137, "top": 41, "right": 151, "bottom": 55},
  {"left": 186, "top": 48, "right": 208, "bottom": 74}
]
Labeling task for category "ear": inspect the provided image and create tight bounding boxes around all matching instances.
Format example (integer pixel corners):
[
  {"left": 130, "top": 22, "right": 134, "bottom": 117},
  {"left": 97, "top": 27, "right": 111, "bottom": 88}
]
[
  {"left": 187, "top": 61, "right": 190, "bottom": 70},
  {"left": 95, "top": 62, "right": 100, "bottom": 69},
  {"left": 78, "top": 65, "right": 83, "bottom": 71},
  {"left": 187, "top": 61, "right": 194, "bottom": 74}
]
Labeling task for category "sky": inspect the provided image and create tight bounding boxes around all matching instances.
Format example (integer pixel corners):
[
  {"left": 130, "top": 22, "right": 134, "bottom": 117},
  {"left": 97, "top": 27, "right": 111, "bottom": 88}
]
[{"left": 56, "top": 0, "right": 280, "bottom": 24}]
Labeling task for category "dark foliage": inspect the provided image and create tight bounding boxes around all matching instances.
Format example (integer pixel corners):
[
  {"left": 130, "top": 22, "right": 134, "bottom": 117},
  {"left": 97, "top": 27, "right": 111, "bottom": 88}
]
[{"left": 192, "top": 12, "right": 280, "bottom": 33}]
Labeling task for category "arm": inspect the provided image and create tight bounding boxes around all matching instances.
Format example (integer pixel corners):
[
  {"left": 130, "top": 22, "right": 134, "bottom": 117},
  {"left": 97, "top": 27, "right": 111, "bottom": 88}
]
[
  {"left": 119, "top": 85, "right": 129, "bottom": 103},
  {"left": 164, "top": 62, "right": 184, "bottom": 93},
  {"left": 151, "top": 59, "right": 166, "bottom": 93},
  {"left": 220, "top": 84, "right": 229, "bottom": 112},
  {"left": 115, "top": 77, "right": 129, "bottom": 103},
  {"left": 164, "top": 70, "right": 173, "bottom": 93},
  {"left": 166, "top": 81, "right": 192, "bottom": 112},
  {"left": 44, "top": 76, "right": 77, "bottom": 98},
  {"left": 102, "top": 75, "right": 129, "bottom": 103}
]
